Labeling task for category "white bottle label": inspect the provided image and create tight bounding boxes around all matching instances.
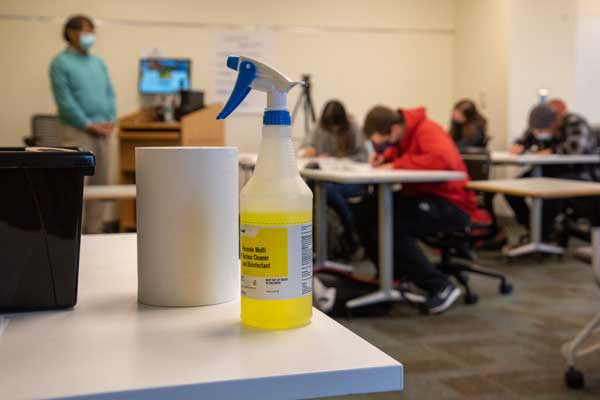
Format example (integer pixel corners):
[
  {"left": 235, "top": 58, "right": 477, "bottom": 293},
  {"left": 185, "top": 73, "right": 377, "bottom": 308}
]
[{"left": 240, "top": 220, "right": 312, "bottom": 301}]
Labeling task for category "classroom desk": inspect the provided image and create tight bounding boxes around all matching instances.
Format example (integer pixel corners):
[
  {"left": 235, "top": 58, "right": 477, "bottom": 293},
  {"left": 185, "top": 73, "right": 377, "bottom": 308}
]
[
  {"left": 301, "top": 166, "right": 466, "bottom": 309},
  {"left": 238, "top": 152, "right": 320, "bottom": 186},
  {"left": 0, "top": 234, "right": 403, "bottom": 400},
  {"left": 83, "top": 184, "right": 136, "bottom": 200},
  {"left": 467, "top": 178, "right": 600, "bottom": 257},
  {"left": 489, "top": 151, "right": 600, "bottom": 176}
]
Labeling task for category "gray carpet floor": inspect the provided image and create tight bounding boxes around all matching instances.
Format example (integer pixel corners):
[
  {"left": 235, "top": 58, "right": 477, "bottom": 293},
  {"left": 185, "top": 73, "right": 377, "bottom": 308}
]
[{"left": 325, "top": 223, "right": 600, "bottom": 399}]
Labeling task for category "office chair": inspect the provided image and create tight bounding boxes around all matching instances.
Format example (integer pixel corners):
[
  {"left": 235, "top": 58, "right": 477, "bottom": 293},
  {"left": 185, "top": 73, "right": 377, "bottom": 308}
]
[
  {"left": 423, "top": 148, "right": 513, "bottom": 304},
  {"left": 23, "top": 114, "right": 60, "bottom": 147},
  {"left": 563, "top": 227, "right": 600, "bottom": 389}
]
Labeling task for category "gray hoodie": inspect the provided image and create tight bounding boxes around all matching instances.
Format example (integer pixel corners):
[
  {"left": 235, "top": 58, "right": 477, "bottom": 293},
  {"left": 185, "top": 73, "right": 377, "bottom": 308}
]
[{"left": 300, "top": 121, "right": 368, "bottom": 162}]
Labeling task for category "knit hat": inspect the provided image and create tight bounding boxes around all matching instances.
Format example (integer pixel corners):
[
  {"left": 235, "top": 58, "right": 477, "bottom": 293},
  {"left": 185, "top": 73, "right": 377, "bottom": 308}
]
[{"left": 528, "top": 104, "right": 557, "bottom": 130}]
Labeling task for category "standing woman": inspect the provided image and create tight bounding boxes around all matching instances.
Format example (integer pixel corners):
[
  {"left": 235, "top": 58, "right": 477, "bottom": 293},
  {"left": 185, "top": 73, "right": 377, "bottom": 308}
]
[
  {"left": 300, "top": 100, "right": 367, "bottom": 259},
  {"left": 50, "top": 15, "right": 116, "bottom": 233},
  {"left": 449, "top": 99, "right": 488, "bottom": 149}
]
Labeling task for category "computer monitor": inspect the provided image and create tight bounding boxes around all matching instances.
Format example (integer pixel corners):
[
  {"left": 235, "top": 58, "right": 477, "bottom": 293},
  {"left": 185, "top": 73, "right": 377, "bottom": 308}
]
[{"left": 139, "top": 58, "right": 191, "bottom": 94}]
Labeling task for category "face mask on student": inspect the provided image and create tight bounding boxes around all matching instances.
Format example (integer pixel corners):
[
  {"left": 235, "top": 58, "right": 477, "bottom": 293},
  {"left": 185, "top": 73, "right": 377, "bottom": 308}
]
[
  {"left": 534, "top": 130, "right": 553, "bottom": 141},
  {"left": 79, "top": 33, "right": 96, "bottom": 50}
]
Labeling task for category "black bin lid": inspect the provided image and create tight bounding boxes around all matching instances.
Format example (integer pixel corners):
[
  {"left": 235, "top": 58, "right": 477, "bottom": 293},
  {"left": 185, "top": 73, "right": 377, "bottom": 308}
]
[{"left": 0, "top": 147, "right": 95, "bottom": 175}]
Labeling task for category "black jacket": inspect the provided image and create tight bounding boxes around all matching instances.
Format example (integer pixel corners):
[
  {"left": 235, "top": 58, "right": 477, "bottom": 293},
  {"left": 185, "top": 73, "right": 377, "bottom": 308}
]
[{"left": 514, "top": 112, "right": 599, "bottom": 179}]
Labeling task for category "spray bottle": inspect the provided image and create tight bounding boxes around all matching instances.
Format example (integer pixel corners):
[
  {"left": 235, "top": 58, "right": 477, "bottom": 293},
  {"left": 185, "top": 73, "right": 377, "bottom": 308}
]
[{"left": 217, "top": 56, "right": 313, "bottom": 329}]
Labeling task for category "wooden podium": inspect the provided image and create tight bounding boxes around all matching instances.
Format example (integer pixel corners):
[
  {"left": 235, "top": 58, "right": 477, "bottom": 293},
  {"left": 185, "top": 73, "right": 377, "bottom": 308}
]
[{"left": 118, "top": 104, "right": 224, "bottom": 231}]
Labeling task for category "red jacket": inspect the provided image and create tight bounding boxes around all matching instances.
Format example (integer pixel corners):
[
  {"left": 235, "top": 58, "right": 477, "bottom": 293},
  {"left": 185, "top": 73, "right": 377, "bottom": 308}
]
[{"left": 380, "top": 107, "right": 477, "bottom": 214}]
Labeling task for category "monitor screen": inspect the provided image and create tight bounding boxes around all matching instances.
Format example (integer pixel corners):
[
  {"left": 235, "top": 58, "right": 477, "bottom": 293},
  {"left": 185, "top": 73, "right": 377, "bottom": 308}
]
[{"left": 139, "top": 58, "right": 191, "bottom": 94}]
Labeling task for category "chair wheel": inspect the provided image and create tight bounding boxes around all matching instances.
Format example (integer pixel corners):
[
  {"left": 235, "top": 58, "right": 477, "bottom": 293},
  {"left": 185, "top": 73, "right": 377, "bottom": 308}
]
[
  {"left": 464, "top": 292, "right": 479, "bottom": 305},
  {"left": 565, "top": 367, "right": 584, "bottom": 389},
  {"left": 500, "top": 282, "right": 513, "bottom": 295}
]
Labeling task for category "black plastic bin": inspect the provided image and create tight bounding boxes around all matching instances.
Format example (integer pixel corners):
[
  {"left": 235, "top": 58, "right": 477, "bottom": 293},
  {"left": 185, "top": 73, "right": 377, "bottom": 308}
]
[{"left": 0, "top": 147, "right": 95, "bottom": 312}]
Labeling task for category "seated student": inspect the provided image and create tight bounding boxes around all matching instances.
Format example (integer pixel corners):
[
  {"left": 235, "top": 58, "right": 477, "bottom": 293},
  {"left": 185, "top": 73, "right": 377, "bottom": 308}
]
[
  {"left": 300, "top": 100, "right": 368, "bottom": 258},
  {"left": 449, "top": 99, "right": 488, "bottom": 149},
  {"left": 356, "top": 105, "right": 478, "bottom": 314},
  {"left": 505, "top": 99, "right": 598, "bottom": 242}
]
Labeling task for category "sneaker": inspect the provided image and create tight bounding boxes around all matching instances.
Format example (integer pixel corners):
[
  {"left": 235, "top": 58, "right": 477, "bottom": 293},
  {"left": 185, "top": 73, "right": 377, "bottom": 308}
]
[{"left": 423, "top": 282, "right": 462, "bottom": 315}]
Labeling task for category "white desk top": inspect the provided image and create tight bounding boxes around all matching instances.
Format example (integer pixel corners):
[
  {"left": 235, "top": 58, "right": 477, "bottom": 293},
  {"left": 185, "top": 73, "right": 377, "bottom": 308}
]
[
  {"left": 83, "top": 184, "right": 136, "bottom": 200},
  {"left": 467, "top": 177, "right": 600, "bottom": 198},
  {"left": 301, "top": 167, "right": 466, "bottom": 184},
  {"left": 491, "top": 151, "right": 600, "bottom": 165},
  {"left": 239, "top": 153, "right": 464, "bottom": 184},
  {"left": 0, "top": 234, "right": 402, "bottom": 400},
  {"left": 239, "top": 152, "right": 320, "bottom": 170}
]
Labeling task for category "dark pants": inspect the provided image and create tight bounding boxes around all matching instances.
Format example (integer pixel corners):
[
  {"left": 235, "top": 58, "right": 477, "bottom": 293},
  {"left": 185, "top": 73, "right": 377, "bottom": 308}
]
[
  {"left": 326, "top": 183, "right": 365, "bottom": 238},
  {"left": 354, "top": 194, "right": 470, "bottom": 295},
  {"left": 505, "top": 168, "right": 590, "bottom": 240}
]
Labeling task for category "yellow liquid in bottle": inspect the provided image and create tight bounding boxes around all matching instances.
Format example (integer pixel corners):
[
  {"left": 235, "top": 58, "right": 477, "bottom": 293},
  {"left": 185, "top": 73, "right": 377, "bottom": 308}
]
[
  {"left": 240, "top": 211, "right": 313, "bottom": 330},
  {"left": 241, "top": 296, "right": 312, "bottom": 330}
]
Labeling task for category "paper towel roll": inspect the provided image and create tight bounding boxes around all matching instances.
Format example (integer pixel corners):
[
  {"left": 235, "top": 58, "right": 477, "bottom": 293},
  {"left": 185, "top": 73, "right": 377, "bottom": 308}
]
[{"left": 136, "top": 147, "right": 239, "bottom": 306}]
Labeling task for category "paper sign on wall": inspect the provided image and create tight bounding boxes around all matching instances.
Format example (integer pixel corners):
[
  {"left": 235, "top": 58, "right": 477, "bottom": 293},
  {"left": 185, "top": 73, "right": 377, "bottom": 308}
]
[{"left": 210, "top": 30, "right": 273, "bottom": 114}]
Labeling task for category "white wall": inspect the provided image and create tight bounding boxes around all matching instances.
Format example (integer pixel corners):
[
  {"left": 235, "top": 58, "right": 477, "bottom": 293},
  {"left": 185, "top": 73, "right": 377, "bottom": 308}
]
[
  {"left": 507, "top": 0, "right": 578, "bottom": 143},
  {"left": 575, "top": 0, "right": 600, "bottom": 125},
  {"left": 455, "top": 0, "right": 590, "bottom": 148},
  {"left": 575, "top": 16, "right": 600, "bottom": 125},
  {"left": 578, "top": 0, "right": 600, "bottom": 16},
  {"left": 0, "top": 0, "right": 456, "bottom": 154},
  {"left": 454, "top": 0, "right": 510, "bottom": 151}
]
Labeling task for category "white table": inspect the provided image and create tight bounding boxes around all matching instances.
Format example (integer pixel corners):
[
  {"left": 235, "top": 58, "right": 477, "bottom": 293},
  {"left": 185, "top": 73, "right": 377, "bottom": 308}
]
[
  {"left": 301, "top": 167, "right": 466, "bottom": 309},
  {"left": 0, "top": 234, "right": 403, "bottom": 400},
  {"left": 238, "top": 153, "right": 363, "bottom": 187},
  {"left": 489, "top": 151, "right": 600, "bottom": 176},
  {"left": 467, "top": 178, "right": 600, "bottom": 257},
  {"left": 83, "top": 184, "right": 136, "bottom": 200}
]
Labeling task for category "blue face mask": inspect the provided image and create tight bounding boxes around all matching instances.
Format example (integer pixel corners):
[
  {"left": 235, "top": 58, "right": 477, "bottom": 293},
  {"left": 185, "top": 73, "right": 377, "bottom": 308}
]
[
  {"left": 79, "top": 33, "right": 96, "bottom": 51},
  {"left": 534, "top": 130, "right": 553, "bottom": 141}
]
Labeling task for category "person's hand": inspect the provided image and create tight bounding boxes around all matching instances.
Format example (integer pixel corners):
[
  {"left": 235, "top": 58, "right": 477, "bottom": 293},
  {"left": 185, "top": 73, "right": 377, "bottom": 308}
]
[
  {"left": 376, "top": 163, "right": 394, "bottom": 170},
  {"left": 535, "top": 148, "right": 553, "bottom": 155},
  {"left": 86, "top": 123, "right": 112, "bottom": 136},
  {"left": 510, "top": 143, "right": 524, "bottom": 154},
  {"left": 86, "top": 122, "right": 113, "bottom": 136},
  {"left": 369, "top": 153, "right": 385, "bottom": 167},
  {"left": 301, "top": 147, "right": 317, "bottom": 158}
]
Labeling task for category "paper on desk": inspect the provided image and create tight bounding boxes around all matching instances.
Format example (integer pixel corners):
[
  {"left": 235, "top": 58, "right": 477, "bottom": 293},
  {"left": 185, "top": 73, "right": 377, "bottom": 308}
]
[{"left": 318, "top": 158, "right": 371, "bottom": 172}]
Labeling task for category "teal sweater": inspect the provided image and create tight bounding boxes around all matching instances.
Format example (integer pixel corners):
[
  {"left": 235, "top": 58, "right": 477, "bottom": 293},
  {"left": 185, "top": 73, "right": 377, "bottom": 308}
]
[{"left": 49, "top": 48, "right": 116, "bottom": 130}]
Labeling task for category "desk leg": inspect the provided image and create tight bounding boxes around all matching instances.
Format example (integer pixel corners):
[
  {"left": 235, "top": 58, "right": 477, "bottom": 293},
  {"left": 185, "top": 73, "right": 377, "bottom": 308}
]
[
  {"left": 347, "top": 184, "right": 402, "bottom": 308},
  {"left": 379, "top": 183, "right": 394, "bottom": 295},
  {"left": 506, "top": 197, "right": 563, "bottom": 257},
  {"left": 315, "top": 181, "right": 328, "bottom": 268},
  {"left": 314, "top": 181, "right": 353, "bottom": 273},
  {"left": 593, "top": 227, "right": 600, "bottom": 283}
]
